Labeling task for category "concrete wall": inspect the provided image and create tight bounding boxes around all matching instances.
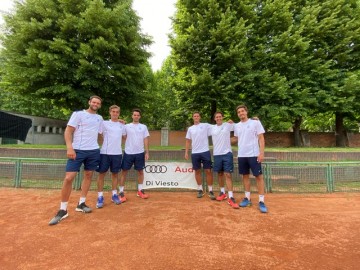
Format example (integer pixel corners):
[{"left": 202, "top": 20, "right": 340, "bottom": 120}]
[{"left": 0, "top": 111, "right": 67, "bottom": 145}]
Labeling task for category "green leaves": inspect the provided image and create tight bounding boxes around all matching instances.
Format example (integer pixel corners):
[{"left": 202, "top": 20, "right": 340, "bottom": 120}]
[{"left": 1, "top": 0, "right": 151, "bottom": 116}]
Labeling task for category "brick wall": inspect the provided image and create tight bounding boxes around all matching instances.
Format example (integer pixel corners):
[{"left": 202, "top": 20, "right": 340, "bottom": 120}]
[{"left": 158, "top": 131, "right": 360, "bottom": 148}]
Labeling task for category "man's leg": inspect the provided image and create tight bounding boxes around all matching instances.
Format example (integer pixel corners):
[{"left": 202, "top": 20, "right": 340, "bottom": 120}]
[
  {"left": 75, "top": 170, "right": 94, "bottom": 213},
  {"left": 96, "top": 172, "right": 106, "bottom": 208},
  {"left": 97, "top": 172, "right": 106, "bottom": 192},
  {"left": 205, "top": 168, "right": 215, "bottom": 200},
  {"left": 225, "top": 172, "right": 239, "bottom": 208},
  {"left": 205, "top": 168, "right": 213, "bottom": 186},
  {"left": 239, "top": 174, "right": 252, "bottom": 207},
  {"left": 194, "top": 169, "right": 205, "bottom": 198},
  {"left": 137, "top": 170, "right": 149, "bottom": 199},
  {"left": 49, "top": 172, "right": 77, "bottom": 225},
  {"left": 216, "top": 172, "right": 227, "bottom": 201},
  {"left": 110, "top": 172, "right": 121, "bottom": 204},
  {"left": 61, "top": 172, "right": 77, "bottom": 203},
  {"left": 256, "top": 174, "right": 268, "bottom": 213},
  {"left": 118, "top": 170, "right": 128, "bottom": 202}
]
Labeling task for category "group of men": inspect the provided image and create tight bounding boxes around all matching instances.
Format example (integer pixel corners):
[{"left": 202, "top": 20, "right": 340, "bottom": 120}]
[
  {"left": 185, "top": 107, "right": 268, "bottom": 213},
  {"left": 49, "top": 95, "right": 267, "bottom": 226},
  {"left": 49, "top": 96, "right": 150, "bottom": 225}
]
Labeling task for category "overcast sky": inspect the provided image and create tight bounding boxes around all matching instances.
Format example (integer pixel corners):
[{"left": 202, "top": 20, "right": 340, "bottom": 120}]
[{"left": 0, "top": 0, "right": 176, "bottom": 71}]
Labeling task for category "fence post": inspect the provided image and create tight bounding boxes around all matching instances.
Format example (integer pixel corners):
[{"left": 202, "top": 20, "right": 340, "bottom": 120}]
[
  {"left": 264, "top": 163, "right": 272, "bottom": 193},
  {"left": 326, "top": 163, "right": 334, "bottom": 193},
  {"left": 14, "top": 159, "right": 22, "bottom": 188}
]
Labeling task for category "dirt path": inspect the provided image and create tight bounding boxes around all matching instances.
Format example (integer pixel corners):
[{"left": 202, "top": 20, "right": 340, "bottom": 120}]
[{"left": 0, "top": 188, "right": 359, "bottom": 270}]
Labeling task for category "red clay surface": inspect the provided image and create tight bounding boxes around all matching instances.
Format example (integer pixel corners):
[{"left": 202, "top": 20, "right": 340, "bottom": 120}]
[{"left": 0, "top": 188, "right": 359, "bottom": 270}]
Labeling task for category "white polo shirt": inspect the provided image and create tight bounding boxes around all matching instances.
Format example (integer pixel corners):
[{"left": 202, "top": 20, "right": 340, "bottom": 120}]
[
  {"left": 100, "top": 120, "right": 126, "bottom": 155},
  {"left": 185, "top": 123, "right": 211, "bottom": 154},
  {"left": 210, "top": 122, "right": 234, "bottom": 156},
  {"left": 234, "top": 119, "right": 265, "bottom": 157},
  {"left": 67, "top": 110, "right": 103, "bottom": 150},
  {"left": 124, "top": 123, "right": 150, "bottom": 154}
]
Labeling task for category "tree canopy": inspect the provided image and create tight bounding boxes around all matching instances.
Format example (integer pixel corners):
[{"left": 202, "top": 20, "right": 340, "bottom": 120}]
[
  {"left": 0, "top": 0, "right": 152, "bottom": 116},
  {"left": 167, "top": 0, "right": 360, "bottom": 145}
]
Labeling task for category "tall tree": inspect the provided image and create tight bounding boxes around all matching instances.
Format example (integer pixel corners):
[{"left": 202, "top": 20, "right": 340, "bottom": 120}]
[
  {"left": 170, "top": 0, "right": 252, "bottom": 122},
  {"left": 0, "top": 0, "right": 152, "bottom": 114},
  {"left": 305, "top": 0, "right": 360, "bottom": 146}
]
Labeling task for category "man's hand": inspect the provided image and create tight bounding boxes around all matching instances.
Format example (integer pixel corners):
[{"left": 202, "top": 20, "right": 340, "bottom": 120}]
[
  {"left": 67, "top": 148, "right": 76, "bottom": 160},
  {"left": 257, "top": 153, "right": 264, "bottom": 163}
]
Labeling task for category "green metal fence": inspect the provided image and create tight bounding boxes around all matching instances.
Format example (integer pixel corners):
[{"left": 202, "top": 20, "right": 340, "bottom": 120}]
[{"left": 0, "top": 157, "right": 359, "bottom": 193}]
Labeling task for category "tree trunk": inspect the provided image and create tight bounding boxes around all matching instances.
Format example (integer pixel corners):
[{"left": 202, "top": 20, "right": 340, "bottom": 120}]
[
  {"left": 335, "top": 112, "right": 348, "bottom": 147},
  {"left": 210, "top": 100, "right": 217, "bottom": 124},
  {"left": 293, "top": 117, "right": 302, "bottom": 147}
]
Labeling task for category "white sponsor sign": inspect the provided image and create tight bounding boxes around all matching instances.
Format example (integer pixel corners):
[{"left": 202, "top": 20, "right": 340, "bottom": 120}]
[{"left": 143, "top": 161, "right": 197, "bottom": 189}]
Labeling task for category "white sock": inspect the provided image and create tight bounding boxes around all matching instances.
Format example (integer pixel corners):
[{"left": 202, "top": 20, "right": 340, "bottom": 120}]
[
  {"left": 98, "top": 192, "right": 103, "bottom": 197},
  {"left": 112, "top": 190, "right": 117, "bottom": 195},
  {"left": 228, "top": 191, "right": 233, "bottom": 198},
  {"left": 60, "top": 202, "right": 68, "bottom": 211},
  {"left": 220, "top": 187, "right": 225, "bottom": 193},
  {"left": 245, "top": 191, "right": 251, "bottom": 200},
  {"left": 208, "top": 185, "right": 213, "bottom": 192},
  {"left": 79, "top": 197, "right": 86, "bottom": 204},
  {"left": 198, "top": 185, "right": 203, "bottom": 190},
  {"left": 138, "top": 184, "right": 143, "bottom": 191},
  {"left": 119, "top": 186, "right": 124, "bottom": 192},
  {"left": 259, "top": 195, "right": 265, "bottom": 202}
]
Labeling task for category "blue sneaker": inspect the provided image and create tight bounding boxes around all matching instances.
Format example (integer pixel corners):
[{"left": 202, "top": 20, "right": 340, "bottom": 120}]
[
  {"left": 96, "top": 196, "right": 104, "bottom": 208},
  {"left": 112, "top": 194, "right": 121, "bottom": 205},
  {"left": 259, "top": 201, "right": 268, "bottom": 213},
  {"left": 239, "top": 197, "right": 252, "bottom": 207}
]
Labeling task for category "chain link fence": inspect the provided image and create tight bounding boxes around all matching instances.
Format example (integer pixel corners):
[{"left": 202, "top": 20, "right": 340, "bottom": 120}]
[{"left": 1, "top": 157, "right": 359, "bottom": 193}]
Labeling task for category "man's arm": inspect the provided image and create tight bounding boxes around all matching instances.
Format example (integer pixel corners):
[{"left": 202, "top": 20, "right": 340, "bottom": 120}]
[
  {"left": 64, "top": 126, "right": 76, "bottom": 160},
  {"left": 98, "top": 133, "right": 104, "bottom": 146},
  {"left": 185, "top": 139, "right": 191, "bottom": 160},
  {"left": 258, "top": 133, "right": 265, "bottom": 162},
  {"left": 144, "top": 136, "right": 149, "bottom": 160}
]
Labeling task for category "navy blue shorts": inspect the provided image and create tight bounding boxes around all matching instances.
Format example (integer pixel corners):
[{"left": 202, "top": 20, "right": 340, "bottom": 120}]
[
  {"left": 97, "top": 154, "right": 122, "bottom": 173},
  {"left": 213, "top": 152, "right": 233, "bottom": 173},
  {"left": 66, "top": 149, "right": 100, "bottom": 172},
  {"left": 191, "top": 151, "right": 212, "bottom": 170},
  {"left": 121, "top": 152, "right": 145, "bottom": 171},
  {"left": 238, "top": 157, "right": 262, "bottom": 176}
]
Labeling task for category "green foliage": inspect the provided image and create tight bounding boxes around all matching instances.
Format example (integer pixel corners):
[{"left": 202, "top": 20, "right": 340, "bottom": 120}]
[
  {"left": 169, "top": 0, "right": 360, "bottom": 142},
  {"left": 0, "top": 0, "right": 151, "bottom": 116},
  {"left": 170, "top": 0, "right": 252, "bottom": 122}
]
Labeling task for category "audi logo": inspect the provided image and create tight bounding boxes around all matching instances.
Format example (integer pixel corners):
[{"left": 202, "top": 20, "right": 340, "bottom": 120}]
[{"left": 145, "top": 165, "right": 167, "bottom": 173}]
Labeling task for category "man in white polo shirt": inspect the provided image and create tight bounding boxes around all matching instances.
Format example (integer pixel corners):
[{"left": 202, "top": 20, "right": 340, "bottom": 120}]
[
  {"left": 185, "top": 112, "right": 215, "bottom": 199},
  {"left": 95, "top": 105, "right": 126, "bottom": 208},
  {"left": 119, "top": 108, "right": 150, "bottom": 201},
  {"left": 210, "top": 111, "right": 239, "bottom": 209},
  {"left": 233, "top": 104, "right": 268, "bottom": 213},
  {"left": 49, "top": 95, "right": 103, "bottom": 225}
]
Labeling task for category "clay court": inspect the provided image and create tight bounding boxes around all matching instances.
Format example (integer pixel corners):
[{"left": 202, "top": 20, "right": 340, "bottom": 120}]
[{"left": 0, "top": 188, "right": 359, "bottom": 270}]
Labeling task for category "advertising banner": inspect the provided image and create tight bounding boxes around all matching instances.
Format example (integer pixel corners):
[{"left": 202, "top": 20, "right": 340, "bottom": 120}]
[{"left": 144, "top": 161, "right": 197, "bottom": 189}]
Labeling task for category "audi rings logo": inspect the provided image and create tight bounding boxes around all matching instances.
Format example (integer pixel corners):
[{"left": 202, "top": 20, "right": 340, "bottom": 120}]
[{"left": 145, "top": 165, "right": 167, "bottom": 173}]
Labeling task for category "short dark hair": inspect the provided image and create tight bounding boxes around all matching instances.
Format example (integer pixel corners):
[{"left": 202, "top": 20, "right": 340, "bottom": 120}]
[
  {"left": 192, "top": 111, "right": 201, "bottom": 117},
  {"left": 109, "top": 105, "right": 120, "bottom": 112},
  {"left": 236, "top": 105, "right": 248, "bottom": 112},
  {"left": 89, "top": 95, "right": 102, "bottom": 102},
  {"left": 213, "top": 111, "right": 223, "bottom": 118},
  {"left": 132, "top": 108, "right": 141, "bottom": 115}
]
